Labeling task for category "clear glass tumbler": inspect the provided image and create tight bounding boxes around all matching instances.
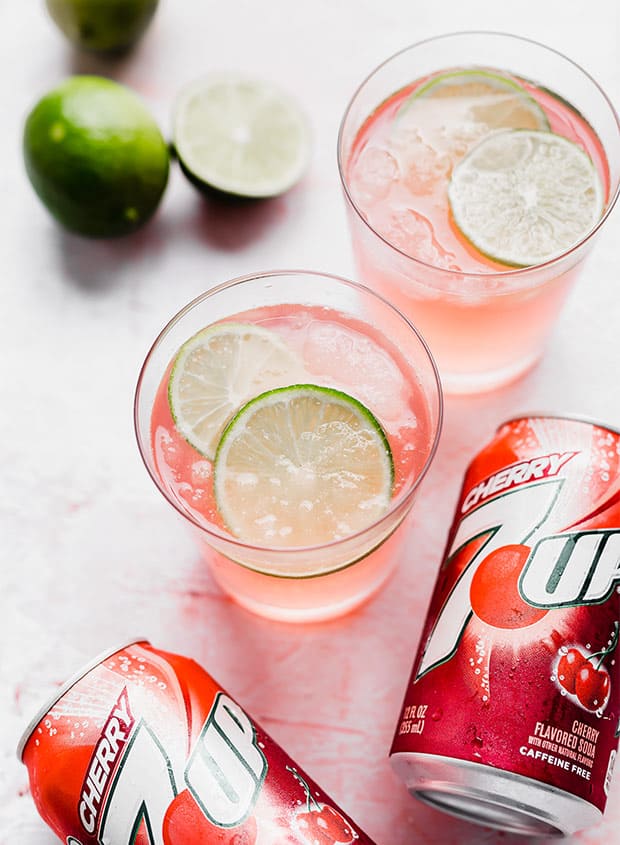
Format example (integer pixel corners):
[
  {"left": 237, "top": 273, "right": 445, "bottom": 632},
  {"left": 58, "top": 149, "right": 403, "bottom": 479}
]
[
  {"left": 338, "top": 32, "right": 620, "bottom": 393},
  {"left": 134, "top": 270, "right": 442, "bottom": 623}
]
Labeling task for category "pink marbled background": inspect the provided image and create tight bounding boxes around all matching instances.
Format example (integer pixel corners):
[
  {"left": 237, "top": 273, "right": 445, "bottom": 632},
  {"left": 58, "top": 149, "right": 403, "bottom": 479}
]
[{"left": 2, "top": 2, "right": 620, "bottom": 844}]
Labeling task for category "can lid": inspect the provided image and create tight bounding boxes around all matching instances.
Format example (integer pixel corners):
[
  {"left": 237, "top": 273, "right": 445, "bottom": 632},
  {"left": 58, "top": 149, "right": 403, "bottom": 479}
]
[
  {"left": 16, "top": 637, "right": 150, "bottom": 762},
  {"left": 499, "top": 412, "right": 620, "bottom": 437}
]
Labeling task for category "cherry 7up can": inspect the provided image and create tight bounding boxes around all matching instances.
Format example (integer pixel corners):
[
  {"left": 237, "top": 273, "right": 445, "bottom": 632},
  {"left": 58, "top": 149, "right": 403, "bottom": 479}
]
[
  {"left": 391, "top": 415, "right": 620, "bottom": 837},
  {"left": 18, "top": 639, "right": 375, "bottom": 845}
]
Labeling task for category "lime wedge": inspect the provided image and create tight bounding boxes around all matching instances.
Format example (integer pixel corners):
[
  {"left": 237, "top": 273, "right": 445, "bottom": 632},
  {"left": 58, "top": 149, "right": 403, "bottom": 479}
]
[
  {"left": 168, "top": 323, "right": 306, "bottom": 460},
  {"left": 395, "top": 69, "right": 549, "bottom": 161},
  {"left": 448, "top": 129, "right": 604, "bottom": 267},
  {"left": 173, "top": 73, "right": 311, "bottom": 198},
  {"left": 214, "top": 385, "right": 394, "bottom": 547}
]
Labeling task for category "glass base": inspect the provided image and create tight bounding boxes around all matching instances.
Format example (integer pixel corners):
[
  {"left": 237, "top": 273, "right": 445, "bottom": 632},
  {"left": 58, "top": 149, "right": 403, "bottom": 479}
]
[
  {"left": 203, "top": 526, "right": 405, "bottom": 623},
  {"left": 440, "top": 351, "right": 541, "bottom": 394},
  {"left": 214, "top": 568, "right": 394, "bottom": 623}
]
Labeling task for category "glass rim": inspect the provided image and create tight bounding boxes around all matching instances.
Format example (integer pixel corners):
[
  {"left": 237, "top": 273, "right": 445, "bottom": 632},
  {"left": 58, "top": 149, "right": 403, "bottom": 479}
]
[
  {"left": 337, "top": 29, "right": 620, "bottom": 280},
  {"left": 133, "top": 268, "right": 444, "bottom": 558}
]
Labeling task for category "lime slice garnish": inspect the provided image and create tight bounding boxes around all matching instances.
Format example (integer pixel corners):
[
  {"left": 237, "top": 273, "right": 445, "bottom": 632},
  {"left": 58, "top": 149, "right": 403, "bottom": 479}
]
[
  {"left": 168, "top": 323, "right": 306, "bottom": 460},
  {"left": 406, "top": 69, "right": 549, "bottom": 129},
  {"left": 173, "top": 73, "right": 311, "bottom": 198},
  {"left": 394, "top": 69, "right": 550, "bottom": 161},
  {"left": 448, "top": 128, "right": 604, "bottom": 267},
  {"left": 214, "top": 385, "right": 394, "bottom": 547}
]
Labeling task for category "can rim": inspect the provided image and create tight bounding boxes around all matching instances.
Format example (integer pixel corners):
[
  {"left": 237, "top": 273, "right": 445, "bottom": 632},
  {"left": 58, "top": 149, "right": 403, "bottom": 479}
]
[
  {"left": 16, "top": 637, "right": 150, "bottom": 762},
  {"left": 499, "top": 412, "right": 620, "bottom": 437}
]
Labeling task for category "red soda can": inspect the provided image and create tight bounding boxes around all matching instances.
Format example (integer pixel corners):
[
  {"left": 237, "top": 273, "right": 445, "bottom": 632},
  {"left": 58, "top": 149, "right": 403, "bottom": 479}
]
[
  {"left": 17, "top": 639, "right": 375, "bottom": 845},
  {"left": 391, "top": 414, "right": 620, "bottom": 837}
]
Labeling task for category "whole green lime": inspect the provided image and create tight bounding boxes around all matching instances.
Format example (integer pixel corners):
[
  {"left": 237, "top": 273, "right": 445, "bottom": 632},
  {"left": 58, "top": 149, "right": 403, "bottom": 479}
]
[
  {"left": 46, "top": 0, "right": 159, "bottom": 52},
  {"left": 23, "top": 76, "right": 169, "bottom": 238}
]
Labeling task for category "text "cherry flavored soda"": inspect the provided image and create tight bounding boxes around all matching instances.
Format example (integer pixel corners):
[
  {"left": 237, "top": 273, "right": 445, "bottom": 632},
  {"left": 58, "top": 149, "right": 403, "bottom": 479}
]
[{"left": 391, "top": 415, "right": 620, "bottom": 837}]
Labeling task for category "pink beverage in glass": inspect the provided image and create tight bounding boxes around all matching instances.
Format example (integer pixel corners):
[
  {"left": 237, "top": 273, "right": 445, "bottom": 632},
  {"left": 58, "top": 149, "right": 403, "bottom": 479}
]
[
  {"left": 135, "top": 271, "right": 442, "bottom": 623},
  {"left": 339, "top": 33, "right": 620, "bottom": 393}
]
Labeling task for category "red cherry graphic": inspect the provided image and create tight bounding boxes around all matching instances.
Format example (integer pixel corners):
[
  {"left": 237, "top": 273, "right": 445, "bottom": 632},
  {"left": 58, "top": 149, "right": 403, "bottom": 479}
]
[
  {"left": 163, "top": 789, "right": 257, "bottom": 845},
  {"left": 470, "top": 544, "right": 548, "bottom": 629},
  {"left": 297, "top": 805, "right": 355, "bottom": 845},
  {"left": 557, "top": 648, "right": 587, "bottom": 694},
  {"left": 317, "top": 805, "right": 355, "bottom": 843},
  {"left": 575, "top": 662, "right": 611, "bottom": 712},
  {"left": 287, "top": 766, "right": 356, "bottom": 845}
]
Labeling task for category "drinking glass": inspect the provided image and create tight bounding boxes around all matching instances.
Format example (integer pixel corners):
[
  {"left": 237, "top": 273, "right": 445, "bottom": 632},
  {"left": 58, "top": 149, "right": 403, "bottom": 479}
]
[
  {"left": 135, "top": 270, "right": 442, "bottom": 622},
  {"left": 338, "top": 32, "right": 620, "bottom": 393}
]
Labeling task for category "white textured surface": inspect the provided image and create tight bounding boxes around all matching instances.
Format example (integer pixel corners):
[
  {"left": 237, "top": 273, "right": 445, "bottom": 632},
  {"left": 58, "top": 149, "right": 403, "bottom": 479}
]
[{"left": 2, "top": 2, "right": 620, "bottom": 844}]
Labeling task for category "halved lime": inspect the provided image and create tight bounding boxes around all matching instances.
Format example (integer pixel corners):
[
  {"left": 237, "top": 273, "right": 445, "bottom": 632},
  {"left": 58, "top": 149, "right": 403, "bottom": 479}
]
[
  {"left": 168, "top": 323, "right": 306, "bottom": 460},
  {"left": 448, "top": 128, "right": 604, "bottom": 267},
  {"left": 213, "top": 385, "right": 394, "bottom": 547},
  {"left": 395, "top": 69, "right": 549, "bottom": 160},
  {"left": 173, "top": 74, "right": 311, "bottom": 198}
]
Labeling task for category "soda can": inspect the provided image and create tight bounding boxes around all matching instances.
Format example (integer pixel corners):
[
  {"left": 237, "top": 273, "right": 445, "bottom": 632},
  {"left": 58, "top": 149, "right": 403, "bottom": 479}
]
[
  {"left": 390, "top": 414, "right": 620, "bottom": 837},
  {"left": 17, "top": 639, "right": 375, "bottom": 845}
]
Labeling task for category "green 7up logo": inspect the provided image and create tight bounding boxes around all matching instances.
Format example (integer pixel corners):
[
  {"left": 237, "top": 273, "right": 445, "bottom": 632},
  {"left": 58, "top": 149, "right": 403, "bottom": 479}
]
[
  {"left": 184, "top": 693, "right": 267, "bottom": 827},
  {"left": 92, "top": 692, "right": 267, "bottom": 842},
  {"left": 97, "top": 719, "right": 176, "bottom": 844},
  {"left": 520, "top": 528, "right": 620, "bottom": 608},
  {"left": 416, "top": 479, "right": 563, "bottom": 680},
  {"left": 417, "top": 476, "right": 620, "bottom": 682}
]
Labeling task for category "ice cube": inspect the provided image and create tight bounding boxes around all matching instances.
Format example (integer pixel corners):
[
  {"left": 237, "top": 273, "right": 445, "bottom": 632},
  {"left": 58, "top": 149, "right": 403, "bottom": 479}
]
[
  {"left": 350, "top": 145, "right": 399, "bottom": 204},
  {"left": 403, "top": 140, "right": 451, "bottom": 196},
  {"left": 377, "top": 207, "right": 462, "bottom": 273},
  {"left": 303, "top": 321, "right": 412, "bottom": 424}
]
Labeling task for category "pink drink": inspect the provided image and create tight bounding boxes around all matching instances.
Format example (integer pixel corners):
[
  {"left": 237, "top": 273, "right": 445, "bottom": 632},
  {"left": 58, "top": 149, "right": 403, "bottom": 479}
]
[
  {"left": 136, "top": 272, "right": 442, "bottom": 622},
  {"left": 339, "top": 35, "right": 620, "bottom": 393},
  {"left": 348, "top": 82, "right": 608, "bottom": 275}
]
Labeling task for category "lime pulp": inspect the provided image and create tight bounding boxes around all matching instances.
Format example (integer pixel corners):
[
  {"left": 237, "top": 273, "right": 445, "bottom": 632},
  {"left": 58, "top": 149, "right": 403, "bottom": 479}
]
[
  {"left": 173, "top": 73, "right": 311, "bottom": 198},
  {"left": 213, "top": 384, "right": 394, "bottom": 547}
]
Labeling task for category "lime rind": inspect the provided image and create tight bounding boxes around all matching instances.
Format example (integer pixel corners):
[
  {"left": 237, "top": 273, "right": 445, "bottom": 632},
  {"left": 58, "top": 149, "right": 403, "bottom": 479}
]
[
  {"left": 173, "top": 73, "right": 311, "bottom": 198},
  {"left": 412, "top": 68, "right": 529, "bottom": 99},
  {"left": 168, "top": 322, "right": 305, "bottom": 460},
  {"left": 448, "top": 128, "right": 604, "bottom": 267},
  {"left": 399, "top": 67, "right": 550, "bottom": 132},
  {"left": 213, "top": 384, "right": 394, "bottom": 545},
  {"left": 216, "top": 383, "right": 395, "bottom": 486}
]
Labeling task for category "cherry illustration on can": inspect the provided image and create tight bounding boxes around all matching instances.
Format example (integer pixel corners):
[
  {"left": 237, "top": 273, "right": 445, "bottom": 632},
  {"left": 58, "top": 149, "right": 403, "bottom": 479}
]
[{"left": 390, "top": 414, "right": 620, "bottom": 837}]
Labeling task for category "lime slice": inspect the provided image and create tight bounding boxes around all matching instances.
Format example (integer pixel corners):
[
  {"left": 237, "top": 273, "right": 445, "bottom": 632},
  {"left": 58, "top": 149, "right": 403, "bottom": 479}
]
[
  {"left": 395, "top": 69, "right": 549, "bottom": 161},
  {"left": 168, "top": 323, "right": 306, "bottom": 460},
  {"left": 407, "top": 69, "right": 549, "bottom": 129},
  {"left": 214, "top": 385, "right": 394, "bottom": 547},
  {"left": 448, "top": 129, "right": 604, "bottom": 267},
  {"left": 173, "top": 74, "right": 311, "bottom": 198}
]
